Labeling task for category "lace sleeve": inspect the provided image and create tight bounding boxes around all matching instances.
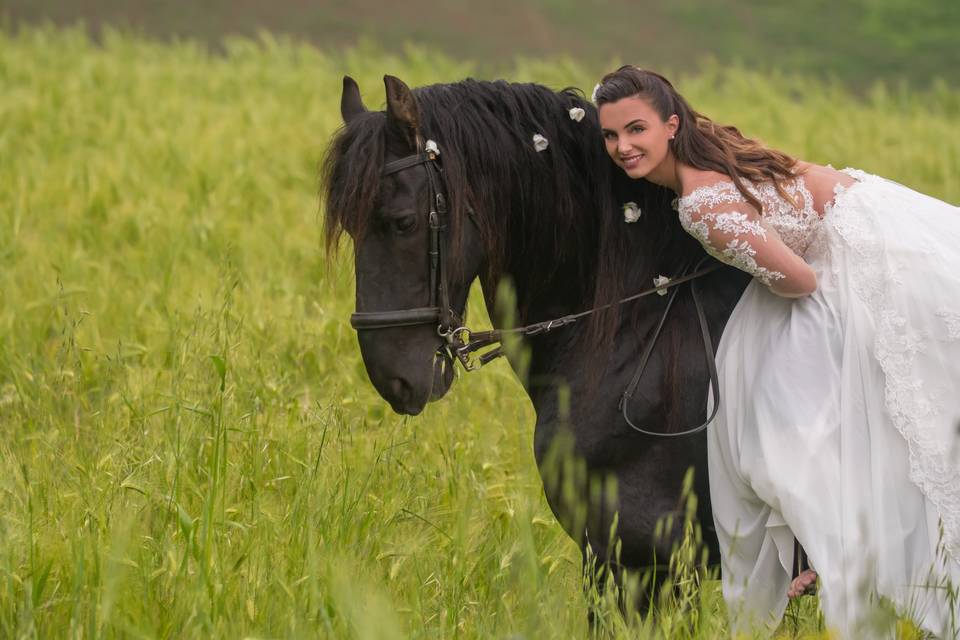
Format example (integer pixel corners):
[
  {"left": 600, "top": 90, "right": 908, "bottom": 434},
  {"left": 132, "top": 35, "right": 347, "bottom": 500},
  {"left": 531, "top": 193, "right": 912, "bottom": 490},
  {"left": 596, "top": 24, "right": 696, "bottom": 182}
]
[{"left": 677, "top": 184, "right": 817, "bottom": 296}]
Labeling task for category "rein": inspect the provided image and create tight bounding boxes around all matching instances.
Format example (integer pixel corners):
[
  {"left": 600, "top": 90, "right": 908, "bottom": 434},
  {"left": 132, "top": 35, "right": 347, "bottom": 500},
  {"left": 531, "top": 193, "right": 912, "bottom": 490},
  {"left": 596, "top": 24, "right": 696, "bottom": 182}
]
[{"left": 349, "top": 143, "right": 724, "bottom": 438}]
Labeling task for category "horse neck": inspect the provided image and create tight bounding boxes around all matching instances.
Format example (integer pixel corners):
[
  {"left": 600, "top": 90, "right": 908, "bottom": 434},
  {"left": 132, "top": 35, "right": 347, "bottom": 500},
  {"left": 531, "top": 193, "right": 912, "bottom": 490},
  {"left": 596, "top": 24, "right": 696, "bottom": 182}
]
[{"left": 504, "top": 232, "right": 595, "bottom": 326}]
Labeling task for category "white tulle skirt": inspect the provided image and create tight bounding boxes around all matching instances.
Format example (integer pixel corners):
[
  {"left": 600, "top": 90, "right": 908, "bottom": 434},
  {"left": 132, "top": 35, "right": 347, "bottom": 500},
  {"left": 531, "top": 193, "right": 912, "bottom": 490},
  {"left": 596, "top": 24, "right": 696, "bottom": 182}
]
[{"left": 708, "top": 171, "right": 960, "bottom": 638}]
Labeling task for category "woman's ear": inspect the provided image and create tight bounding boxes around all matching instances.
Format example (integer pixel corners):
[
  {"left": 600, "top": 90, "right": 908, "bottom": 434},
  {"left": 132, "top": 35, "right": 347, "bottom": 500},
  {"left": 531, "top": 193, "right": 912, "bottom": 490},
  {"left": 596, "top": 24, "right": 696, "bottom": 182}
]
[{"left": 667, "top": 114, "right": 680, "bottom": 137}]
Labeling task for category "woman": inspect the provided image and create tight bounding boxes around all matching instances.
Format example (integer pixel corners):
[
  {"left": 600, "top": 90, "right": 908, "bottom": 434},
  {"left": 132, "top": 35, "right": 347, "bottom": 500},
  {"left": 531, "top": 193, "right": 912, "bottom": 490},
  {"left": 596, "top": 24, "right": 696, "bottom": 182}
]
[{"left": 595, "top": 65, "right": 960, "bottom": 637}]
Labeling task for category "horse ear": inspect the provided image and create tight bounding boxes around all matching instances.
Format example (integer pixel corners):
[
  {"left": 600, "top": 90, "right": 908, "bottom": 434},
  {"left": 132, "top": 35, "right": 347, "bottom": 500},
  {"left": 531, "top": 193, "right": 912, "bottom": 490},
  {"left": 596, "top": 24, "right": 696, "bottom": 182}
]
[
  {"left": 340, "top": 76, "right": 367, "bottom": 124},
  {"left": 383, "top": 75, "right": 419, "bottom": 148}
]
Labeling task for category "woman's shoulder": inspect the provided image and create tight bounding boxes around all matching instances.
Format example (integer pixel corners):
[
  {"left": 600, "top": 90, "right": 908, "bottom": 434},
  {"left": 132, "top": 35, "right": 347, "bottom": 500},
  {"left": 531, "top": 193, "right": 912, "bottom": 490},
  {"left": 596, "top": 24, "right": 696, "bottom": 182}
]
[
  {"left": 677, "top": 163, "right": 856, "bottom": 215},
  {"left": 674, "top": 171, "right": 755, "bottom": 214},
  {"left": 676, "top": 181, "right": 739, "bottom": 214},
  {"left": 676, "top": 170, "right": 748, "bottom": 214}
]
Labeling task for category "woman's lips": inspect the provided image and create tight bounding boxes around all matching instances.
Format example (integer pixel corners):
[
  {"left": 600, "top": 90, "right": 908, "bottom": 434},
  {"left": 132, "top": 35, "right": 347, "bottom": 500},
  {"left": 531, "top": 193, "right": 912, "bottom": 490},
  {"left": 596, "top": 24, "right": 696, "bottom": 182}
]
[{"left": 621, "top": 153, "right": 644, "bottom": 169}]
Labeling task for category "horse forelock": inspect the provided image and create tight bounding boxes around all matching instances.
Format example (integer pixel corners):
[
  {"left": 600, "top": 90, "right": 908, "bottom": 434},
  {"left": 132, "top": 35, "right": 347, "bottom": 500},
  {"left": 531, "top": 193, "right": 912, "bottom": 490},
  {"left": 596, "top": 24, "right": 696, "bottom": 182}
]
[{"left": 321, "top": 109, "right": 387, "bottom": 252}]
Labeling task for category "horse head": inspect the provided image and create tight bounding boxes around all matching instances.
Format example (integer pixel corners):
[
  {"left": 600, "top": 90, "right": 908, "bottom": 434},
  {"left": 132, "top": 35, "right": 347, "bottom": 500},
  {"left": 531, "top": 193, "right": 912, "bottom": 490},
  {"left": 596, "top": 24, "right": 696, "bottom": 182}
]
[{"left": 332, "top": 75, "right": 484, "bottom": 415}]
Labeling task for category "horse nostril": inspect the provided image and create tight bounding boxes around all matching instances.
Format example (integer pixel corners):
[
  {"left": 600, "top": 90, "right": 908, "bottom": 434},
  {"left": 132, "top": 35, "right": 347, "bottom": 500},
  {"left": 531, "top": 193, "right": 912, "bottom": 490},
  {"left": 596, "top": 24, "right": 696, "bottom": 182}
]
[{"left": 388, "top": 377, "right": 411, "bottom": 403}]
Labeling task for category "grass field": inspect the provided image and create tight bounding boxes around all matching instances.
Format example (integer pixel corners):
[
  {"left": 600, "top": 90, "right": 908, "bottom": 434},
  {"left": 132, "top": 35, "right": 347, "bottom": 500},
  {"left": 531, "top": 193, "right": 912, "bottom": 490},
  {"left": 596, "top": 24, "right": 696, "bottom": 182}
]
[
  {"left": 0, "top": 26, "right": 958, "bottom": 638},
  {"left": 4, "top": 0, "right": 960, "bottom": 89}
]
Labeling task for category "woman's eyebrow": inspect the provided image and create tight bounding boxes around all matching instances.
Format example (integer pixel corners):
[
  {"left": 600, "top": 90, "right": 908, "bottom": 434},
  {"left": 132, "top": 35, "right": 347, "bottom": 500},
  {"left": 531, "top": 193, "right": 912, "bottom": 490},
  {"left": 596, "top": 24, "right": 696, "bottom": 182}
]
[
  {"left": 601, "top": 118, "right": 649, "bottom": 134},
  {"left": 601, "top": 119, "right": 649, "bottom": 133}
]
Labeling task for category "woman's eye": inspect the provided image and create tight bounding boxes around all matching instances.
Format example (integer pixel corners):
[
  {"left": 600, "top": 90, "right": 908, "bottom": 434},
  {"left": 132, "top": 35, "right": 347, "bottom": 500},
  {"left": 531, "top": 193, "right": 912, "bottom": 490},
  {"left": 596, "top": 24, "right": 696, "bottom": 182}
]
[
  {"left": 630, "top": 126, "right": 645, "bottom": 134},
  {"left": 603, "top": 132, "right": 616, "bottom": 141},
  {"left": 393, "top": 215, "right": 416, "bottom": 234}
]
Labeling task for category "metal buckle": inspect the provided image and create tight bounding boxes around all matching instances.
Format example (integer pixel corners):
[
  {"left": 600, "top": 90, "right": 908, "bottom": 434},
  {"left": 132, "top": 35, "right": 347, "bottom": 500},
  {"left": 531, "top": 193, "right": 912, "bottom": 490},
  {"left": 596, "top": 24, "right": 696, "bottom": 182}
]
[{"left": 446, "top": 326, "right": 471, "bottom": 346}]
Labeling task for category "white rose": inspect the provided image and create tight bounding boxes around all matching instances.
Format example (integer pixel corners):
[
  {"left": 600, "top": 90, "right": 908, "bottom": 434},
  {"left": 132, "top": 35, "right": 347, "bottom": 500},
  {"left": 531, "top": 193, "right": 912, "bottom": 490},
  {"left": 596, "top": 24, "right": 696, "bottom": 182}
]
[
  {"left": 622, "top": 201, "right": 641, "bottom": 223},
  {"left": 653, "top": 275, "right": 671, "bottom": 295},
  {"left": 568, "top": 107, "right": 586, "bottom": 122},
  {"left": 532, "top": 133, "right": 549, "bottom": 152}
]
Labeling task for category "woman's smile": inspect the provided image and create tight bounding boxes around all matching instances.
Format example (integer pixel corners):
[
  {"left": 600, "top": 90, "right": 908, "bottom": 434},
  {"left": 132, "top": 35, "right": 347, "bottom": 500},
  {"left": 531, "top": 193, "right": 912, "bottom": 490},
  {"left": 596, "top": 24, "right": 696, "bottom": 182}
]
[{"left": 619, "top": 152, "right": 645, "bottom": 170}]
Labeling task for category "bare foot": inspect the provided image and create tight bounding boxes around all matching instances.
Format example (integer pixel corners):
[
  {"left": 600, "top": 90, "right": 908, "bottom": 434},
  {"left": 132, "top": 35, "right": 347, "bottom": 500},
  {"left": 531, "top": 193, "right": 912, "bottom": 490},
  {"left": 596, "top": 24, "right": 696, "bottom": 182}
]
[{"left": 788, "top": 569, "right": 818, "bottom": 598}]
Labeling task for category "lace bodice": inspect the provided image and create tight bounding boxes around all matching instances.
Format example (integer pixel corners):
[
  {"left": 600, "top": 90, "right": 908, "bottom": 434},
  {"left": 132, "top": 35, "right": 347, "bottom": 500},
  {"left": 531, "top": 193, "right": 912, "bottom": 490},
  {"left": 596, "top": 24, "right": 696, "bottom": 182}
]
[{"left": 676, "top": 177, "right": 822, "bottom": 288}]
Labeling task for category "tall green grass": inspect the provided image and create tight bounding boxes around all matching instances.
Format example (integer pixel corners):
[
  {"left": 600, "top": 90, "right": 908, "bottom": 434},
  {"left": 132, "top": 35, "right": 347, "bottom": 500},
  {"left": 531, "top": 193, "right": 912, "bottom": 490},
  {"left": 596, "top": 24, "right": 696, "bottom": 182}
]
[{"left": 0, "top": 26, "right": 957, "bottom": 638}]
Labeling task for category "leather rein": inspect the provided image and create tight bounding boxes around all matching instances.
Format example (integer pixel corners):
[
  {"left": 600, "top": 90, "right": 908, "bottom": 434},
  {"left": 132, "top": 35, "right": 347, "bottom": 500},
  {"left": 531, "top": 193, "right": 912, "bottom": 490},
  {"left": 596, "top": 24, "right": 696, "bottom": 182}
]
[{"left": 349, "top": 142, "right": 723, "bottom": 438}]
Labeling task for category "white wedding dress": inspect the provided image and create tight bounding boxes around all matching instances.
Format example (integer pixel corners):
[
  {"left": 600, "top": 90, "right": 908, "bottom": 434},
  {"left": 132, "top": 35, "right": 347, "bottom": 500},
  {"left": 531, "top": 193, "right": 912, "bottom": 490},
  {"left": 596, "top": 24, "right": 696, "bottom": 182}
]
[{"left": 676, "top": 169, "right": 960, "bottom": 638}]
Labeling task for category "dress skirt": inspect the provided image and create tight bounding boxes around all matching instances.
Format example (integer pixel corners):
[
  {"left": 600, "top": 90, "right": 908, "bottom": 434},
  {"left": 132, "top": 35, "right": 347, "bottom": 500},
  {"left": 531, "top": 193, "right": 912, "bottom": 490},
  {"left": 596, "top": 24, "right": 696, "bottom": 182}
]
[{"left": 708, "top": 170, "right": 960, "bottom": 638}]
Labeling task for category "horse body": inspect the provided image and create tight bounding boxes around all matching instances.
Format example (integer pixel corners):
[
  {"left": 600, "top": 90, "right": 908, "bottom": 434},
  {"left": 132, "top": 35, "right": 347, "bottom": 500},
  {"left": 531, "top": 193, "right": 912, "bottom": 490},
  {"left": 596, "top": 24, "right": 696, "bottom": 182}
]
[
  {"left": 516, "top": 254, "right": 749, "bottom": 572},
  {"left": 323, "top": 74, "right": 750, "bottom": 602}
]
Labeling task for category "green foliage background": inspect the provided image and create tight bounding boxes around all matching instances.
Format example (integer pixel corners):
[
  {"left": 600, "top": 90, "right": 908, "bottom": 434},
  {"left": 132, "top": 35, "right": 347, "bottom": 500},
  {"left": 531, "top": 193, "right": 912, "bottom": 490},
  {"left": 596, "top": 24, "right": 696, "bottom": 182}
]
[
  {"left": 4, "top": 0, "right": 960, "bottom": 89},
  {"left": 0, "top": 25, "right": 957, "bottom": 638}
]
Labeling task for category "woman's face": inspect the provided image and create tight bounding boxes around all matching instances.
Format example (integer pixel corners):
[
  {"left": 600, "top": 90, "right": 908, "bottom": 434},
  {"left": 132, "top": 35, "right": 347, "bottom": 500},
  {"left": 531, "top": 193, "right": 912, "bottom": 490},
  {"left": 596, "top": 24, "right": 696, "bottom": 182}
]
[{"left": 599, "top": 96, "right": 678, "bottom": 180}]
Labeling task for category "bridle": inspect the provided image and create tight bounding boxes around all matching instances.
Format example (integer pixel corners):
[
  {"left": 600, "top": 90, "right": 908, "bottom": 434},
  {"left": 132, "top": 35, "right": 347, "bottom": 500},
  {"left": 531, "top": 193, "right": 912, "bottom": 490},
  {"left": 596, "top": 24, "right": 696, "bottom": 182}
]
[
  {"left": 349, "top": 142, "right": 459, "bottom": 334},
  {"left": 349, "top": 141, "right": 723, "bottom": 438}
]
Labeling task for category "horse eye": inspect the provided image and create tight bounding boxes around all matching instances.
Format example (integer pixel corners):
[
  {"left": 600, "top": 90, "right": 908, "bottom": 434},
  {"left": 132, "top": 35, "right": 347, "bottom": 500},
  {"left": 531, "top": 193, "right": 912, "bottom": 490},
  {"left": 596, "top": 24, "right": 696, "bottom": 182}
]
[{"left": 393, "top": 215, "right": 416, "bottom": 234}]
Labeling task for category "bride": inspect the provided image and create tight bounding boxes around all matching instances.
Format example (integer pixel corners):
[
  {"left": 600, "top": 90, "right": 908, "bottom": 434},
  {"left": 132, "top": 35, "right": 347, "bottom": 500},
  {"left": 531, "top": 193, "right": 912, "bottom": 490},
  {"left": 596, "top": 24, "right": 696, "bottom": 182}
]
[{"left": 594, "top": 65, "right": 960, "bottom": 638}]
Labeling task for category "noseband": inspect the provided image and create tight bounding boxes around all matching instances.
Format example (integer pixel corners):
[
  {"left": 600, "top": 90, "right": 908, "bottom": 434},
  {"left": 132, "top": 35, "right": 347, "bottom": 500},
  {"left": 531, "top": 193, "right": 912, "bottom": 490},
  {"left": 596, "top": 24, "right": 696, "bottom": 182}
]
[{"left": 348, "top": 141, "right": 724, "bottom": 438}]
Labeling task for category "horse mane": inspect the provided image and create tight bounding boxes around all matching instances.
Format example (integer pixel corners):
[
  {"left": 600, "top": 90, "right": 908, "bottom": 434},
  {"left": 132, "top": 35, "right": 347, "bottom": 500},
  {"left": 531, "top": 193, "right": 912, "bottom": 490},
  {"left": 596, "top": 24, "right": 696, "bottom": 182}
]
[{"left": 321, "top": 79, "right": 701, "bottom": 363}]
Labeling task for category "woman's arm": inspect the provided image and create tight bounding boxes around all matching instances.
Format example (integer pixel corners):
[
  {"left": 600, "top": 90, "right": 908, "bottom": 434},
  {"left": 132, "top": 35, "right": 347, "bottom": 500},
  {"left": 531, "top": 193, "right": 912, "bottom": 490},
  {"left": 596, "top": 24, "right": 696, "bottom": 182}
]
[{"left": 679, "top": 205, "right": 818, "bottom": 298}]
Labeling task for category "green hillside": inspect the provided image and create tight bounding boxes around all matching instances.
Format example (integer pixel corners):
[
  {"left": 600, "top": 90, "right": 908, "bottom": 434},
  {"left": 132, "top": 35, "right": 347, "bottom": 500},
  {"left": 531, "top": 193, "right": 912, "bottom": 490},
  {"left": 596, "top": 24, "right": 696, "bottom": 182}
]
[{"left": 3, "top": 0, "right": 960, "bottom": 88}]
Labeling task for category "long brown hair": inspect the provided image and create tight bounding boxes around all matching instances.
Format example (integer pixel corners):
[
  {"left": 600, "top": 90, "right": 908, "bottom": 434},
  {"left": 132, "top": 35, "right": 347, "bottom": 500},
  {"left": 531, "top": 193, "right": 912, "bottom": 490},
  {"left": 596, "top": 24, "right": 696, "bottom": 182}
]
[{"left": 594, "top": 66, "right": 801, "bottom": 212}]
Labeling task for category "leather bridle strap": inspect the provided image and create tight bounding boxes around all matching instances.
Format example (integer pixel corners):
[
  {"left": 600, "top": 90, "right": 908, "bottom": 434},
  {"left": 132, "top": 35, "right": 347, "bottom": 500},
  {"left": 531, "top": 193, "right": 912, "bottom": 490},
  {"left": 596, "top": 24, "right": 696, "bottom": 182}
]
[
  {"left": 450, "top": 257, "right": 722, "bottom": 437},
  {"left": 455, "top": 261, "right": 723, "bottom": 352},
  {"left": 350, "top": 306, "right": 441, "bottom": 330},
  {"left": 382, "top": 153, "right": 435, "bottom": 175},
  {"left": 350, "top": 148, "right": 457, "bottom": 333},
  {"left": 617, "top": 258, "right": 721, "bottom": 438}
]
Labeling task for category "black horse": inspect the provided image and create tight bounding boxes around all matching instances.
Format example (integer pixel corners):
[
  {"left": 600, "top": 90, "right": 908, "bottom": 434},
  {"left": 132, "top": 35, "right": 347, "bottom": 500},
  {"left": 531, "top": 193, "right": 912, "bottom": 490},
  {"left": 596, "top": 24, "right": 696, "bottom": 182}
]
[{"left": 321, "top": 74, "right": 751, "bottom": 609}]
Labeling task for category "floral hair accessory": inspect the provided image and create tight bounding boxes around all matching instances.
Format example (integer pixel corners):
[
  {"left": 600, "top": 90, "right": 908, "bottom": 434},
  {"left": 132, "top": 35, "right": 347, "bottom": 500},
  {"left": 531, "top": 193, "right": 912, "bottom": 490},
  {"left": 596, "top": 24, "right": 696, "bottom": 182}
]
[
  {"left": 622, "top": 201, "right": 641, "bottom": 223},
  {"left": 424, "top": 139, "right": 440, "bottom": 156},
  {"left": 653, "top": 275, "right": 671, "bottom": 295},
  {"left": 591, "top": 83, "right": 602, "bottom": 104},
  {"left": 532, "top": 133, "right": 549, "bottom": 152},
  {"left": 568, "top": 107, "right": 585, "bottom": 122}
]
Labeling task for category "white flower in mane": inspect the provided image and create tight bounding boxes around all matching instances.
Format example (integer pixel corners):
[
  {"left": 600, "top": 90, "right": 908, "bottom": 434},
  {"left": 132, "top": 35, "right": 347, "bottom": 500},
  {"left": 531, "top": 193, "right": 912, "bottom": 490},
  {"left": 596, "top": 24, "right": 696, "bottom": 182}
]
[
  {"left": 532, "top": 133, "right": 549, "bottom": 152},
  {"left": 424, "top": 139, "right": 440, "bottom": 156},
  {"left": 653, "top": 275, "right": 671, "bottom": 295},
  {"left": 622, "top": 201, "right": 641, "bottom": 223},
  {"left": 568, "top": 107, "right": 585, "bottom": 122}
]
